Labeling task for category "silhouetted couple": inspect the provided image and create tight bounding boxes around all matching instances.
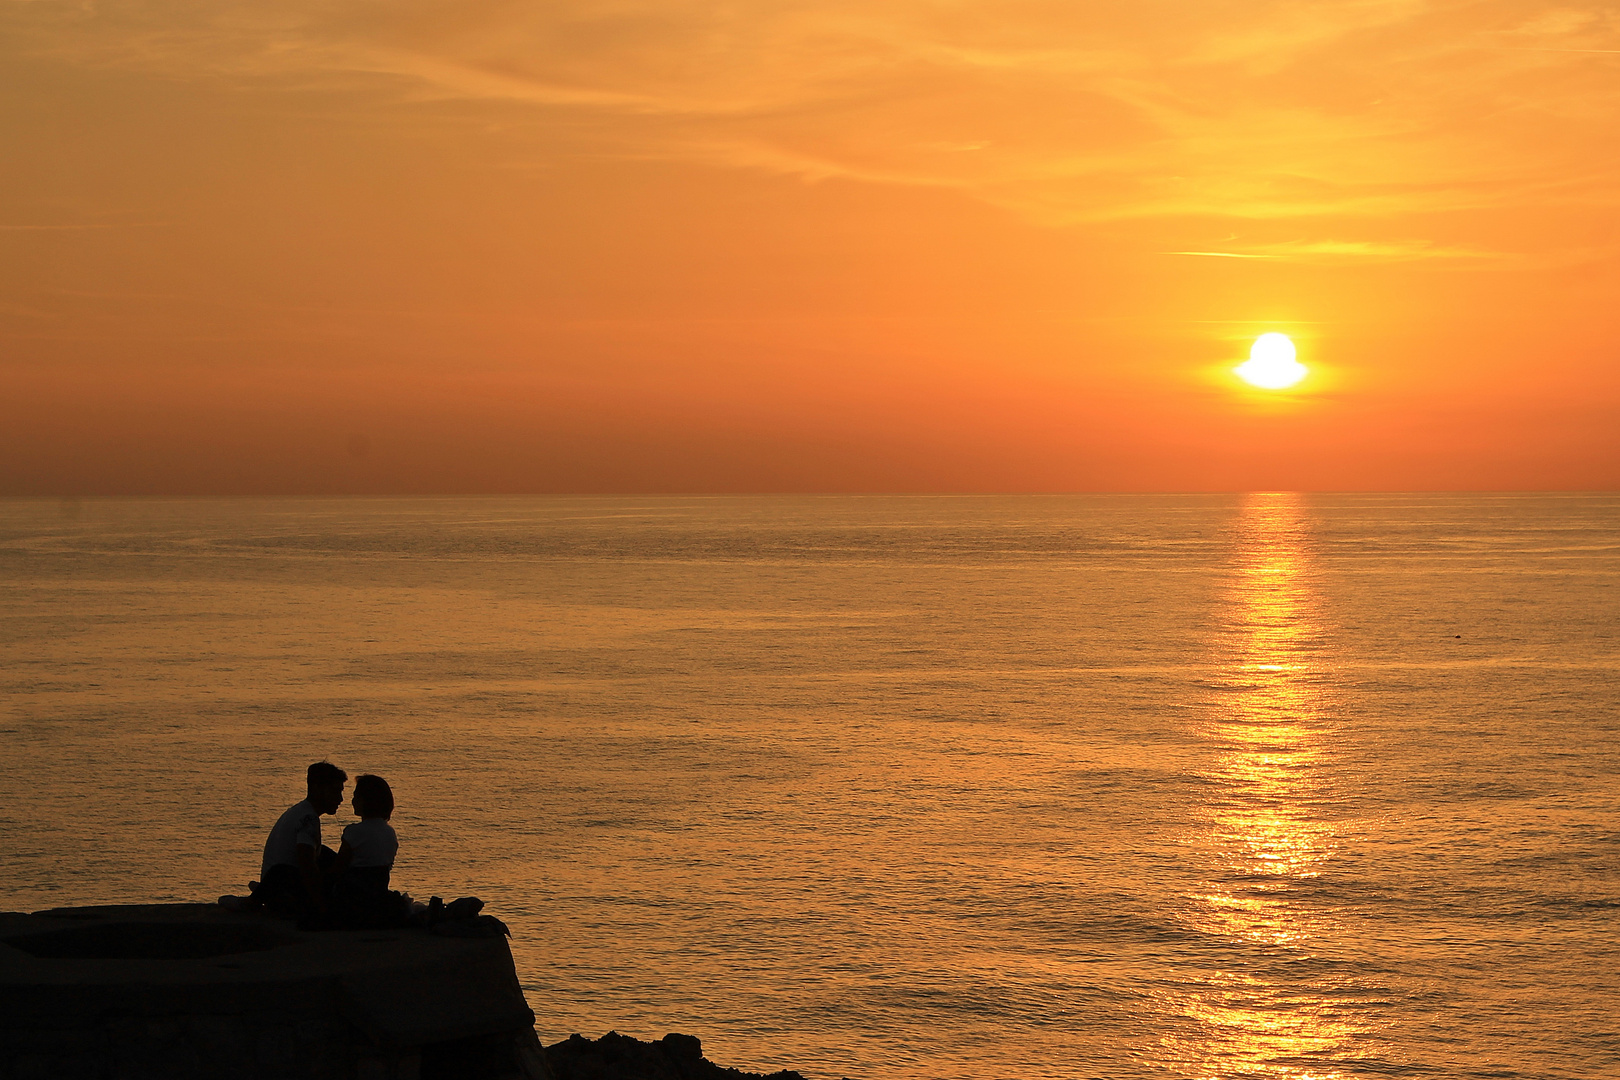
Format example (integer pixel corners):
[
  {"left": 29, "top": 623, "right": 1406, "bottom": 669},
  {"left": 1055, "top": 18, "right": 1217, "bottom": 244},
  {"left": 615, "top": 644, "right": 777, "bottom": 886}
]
[{"left": 232, "top": 761, "right": 407, "bottom": 929}]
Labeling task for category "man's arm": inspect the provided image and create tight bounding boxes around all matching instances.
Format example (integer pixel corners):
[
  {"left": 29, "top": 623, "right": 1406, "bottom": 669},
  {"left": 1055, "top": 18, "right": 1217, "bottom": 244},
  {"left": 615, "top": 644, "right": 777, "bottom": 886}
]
[
  {"left": 333, "top": 839, "right": 354, "bottom": 876},
  {"left": 295, "top": 843, "right": 325, "bottom": 912}
]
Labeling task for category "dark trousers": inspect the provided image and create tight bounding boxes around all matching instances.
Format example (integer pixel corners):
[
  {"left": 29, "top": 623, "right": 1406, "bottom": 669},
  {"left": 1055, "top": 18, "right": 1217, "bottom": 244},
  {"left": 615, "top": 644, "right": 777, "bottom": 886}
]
[
  {"left": 331, "top": 865, "right": 403, "bottom": 929},
  {"left": 252, "top": 844, "right": 337, "bottom": 918}
]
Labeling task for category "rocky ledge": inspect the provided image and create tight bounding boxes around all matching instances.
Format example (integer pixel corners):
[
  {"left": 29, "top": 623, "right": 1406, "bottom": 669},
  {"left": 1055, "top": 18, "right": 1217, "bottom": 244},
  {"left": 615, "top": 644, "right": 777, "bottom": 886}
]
[
  {"left": 544, "top": 1032, "right": 806, "bottom": 1080},
  {"left": 0, "top": 905, "right": 811, "bottom": 1080}
]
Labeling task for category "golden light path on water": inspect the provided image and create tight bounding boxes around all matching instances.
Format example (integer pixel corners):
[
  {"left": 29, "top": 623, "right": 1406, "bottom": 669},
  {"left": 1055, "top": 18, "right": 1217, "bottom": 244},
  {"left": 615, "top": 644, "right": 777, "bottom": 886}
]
[{"left": 1161, "top": 492, "right": 1364, "bottom": 1079}]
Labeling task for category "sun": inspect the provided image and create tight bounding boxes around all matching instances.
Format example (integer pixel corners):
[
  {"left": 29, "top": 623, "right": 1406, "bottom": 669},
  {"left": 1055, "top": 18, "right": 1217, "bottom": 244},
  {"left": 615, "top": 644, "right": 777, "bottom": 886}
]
[{"left": 1235, "top": 333, "right": 1307, "bottom": 389}]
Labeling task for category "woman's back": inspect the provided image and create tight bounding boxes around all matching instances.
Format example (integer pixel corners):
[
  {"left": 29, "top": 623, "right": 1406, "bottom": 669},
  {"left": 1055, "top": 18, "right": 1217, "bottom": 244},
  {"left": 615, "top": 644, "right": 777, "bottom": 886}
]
[{"left": 342, "top": 817, "right": 398, "bottom": 869}]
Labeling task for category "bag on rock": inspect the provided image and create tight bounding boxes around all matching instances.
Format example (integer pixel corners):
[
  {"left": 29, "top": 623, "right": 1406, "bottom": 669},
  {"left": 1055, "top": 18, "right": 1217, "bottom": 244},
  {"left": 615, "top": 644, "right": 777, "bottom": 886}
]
[{"left": 430, "top": 913, "right": 510, "bottom": 938}]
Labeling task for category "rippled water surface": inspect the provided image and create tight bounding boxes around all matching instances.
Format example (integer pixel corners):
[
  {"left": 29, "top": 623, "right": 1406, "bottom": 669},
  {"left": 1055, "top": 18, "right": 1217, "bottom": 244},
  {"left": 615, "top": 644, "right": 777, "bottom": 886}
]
[{"left": 3, "top": 494, "right": 1618, "bottom": 1079}]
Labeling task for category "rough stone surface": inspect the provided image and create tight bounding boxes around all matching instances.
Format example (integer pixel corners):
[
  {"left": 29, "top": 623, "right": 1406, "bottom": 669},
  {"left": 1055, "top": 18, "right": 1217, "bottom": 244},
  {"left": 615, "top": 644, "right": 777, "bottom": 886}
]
[
  {"left": 0, "top": 904, "right": 548, "bottom": 1080},
  {"left": 543, "top": 1032, "right": 810, "bottom": 1080}
]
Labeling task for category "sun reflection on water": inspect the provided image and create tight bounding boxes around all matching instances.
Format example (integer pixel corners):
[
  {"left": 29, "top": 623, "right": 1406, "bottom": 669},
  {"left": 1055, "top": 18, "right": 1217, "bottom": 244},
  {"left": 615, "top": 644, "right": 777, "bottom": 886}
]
[{"left": 1161, "top": 492, "right": 1365, "bottom": 1080}]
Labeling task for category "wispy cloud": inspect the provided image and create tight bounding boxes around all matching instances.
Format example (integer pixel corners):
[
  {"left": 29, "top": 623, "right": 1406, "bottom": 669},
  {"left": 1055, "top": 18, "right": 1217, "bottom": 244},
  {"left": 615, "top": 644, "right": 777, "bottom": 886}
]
[
  {"left": 7, "top": 0, "right": 1620, "bottom": 229},
  {"left": 1167, "top": 239, "right": 1508, "bottom": 263}
]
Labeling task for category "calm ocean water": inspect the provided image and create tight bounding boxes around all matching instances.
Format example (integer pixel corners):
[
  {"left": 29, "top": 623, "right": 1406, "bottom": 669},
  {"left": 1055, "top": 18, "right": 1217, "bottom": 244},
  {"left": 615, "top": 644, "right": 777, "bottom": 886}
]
[{"left": 3, "top": 494, "right": 1618, "bottom": 1079}]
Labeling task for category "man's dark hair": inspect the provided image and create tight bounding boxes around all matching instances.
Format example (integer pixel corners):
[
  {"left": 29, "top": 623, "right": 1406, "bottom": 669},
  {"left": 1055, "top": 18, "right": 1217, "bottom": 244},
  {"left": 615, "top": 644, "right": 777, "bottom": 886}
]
[
  {"left": 354, "top": 774, "right": 394, "bottom": 818},
  {"left": 307, "top": 761, "right": 347, "bottom": 789}
]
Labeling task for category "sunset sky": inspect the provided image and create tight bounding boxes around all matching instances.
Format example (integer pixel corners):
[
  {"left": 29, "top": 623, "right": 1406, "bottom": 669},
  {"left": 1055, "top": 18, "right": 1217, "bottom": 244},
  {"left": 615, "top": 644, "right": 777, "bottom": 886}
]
[{"left": 4, "top": 0, "right": 1618, "bottom": 493}]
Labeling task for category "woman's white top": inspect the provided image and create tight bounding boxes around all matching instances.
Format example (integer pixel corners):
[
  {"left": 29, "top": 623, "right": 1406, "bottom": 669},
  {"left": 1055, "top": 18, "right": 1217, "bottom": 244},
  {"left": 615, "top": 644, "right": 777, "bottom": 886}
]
[{"left": 342, "top": 818, "right": 398, "bottom": 868}]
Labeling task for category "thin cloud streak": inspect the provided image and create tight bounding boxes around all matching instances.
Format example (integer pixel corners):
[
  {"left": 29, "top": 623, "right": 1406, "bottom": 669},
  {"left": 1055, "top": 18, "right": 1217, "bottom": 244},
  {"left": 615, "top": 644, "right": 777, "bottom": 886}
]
[
  {"left": 1166, "top": 240, "right": 1509, "bottom": 263},
  {"left": 1164, "top": 252, "right": 1276, "bottom": 259},
  {"left": 0, "top": 222, "right": 172, "bottom": 230}
]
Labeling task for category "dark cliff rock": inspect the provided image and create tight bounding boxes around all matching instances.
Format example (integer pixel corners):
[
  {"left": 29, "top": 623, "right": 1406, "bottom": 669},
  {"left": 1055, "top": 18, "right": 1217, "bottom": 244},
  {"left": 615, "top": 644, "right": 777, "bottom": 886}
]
[
  {"left": 0, "top": 904, "right": 546, "bottom": 1080},
  {"left": 544, "top": 1031, "right": 807, "bottom": 1080}
]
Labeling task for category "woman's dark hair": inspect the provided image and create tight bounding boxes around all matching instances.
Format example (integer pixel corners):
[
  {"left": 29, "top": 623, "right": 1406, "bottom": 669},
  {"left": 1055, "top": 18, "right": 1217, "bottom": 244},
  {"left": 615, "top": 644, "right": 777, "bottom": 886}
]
[
  {"left": 354, "top": 774, "right": 395, "bottom": 819},
  {"left": 307, "top": 761, "right": 347, "bottom": 789}
]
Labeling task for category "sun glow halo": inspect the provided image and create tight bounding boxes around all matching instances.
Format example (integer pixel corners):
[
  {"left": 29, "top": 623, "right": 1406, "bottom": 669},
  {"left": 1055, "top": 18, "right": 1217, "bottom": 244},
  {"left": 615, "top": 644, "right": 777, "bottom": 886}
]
[{"left": 1235, "top": 333, "right": 1307, "bottom": 389}]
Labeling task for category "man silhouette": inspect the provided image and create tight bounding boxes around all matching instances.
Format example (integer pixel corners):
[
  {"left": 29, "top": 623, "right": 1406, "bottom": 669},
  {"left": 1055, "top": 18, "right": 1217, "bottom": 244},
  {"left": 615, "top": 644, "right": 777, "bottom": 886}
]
[{"left": 247, "top": 761, "right": 347, "bottom": 920}]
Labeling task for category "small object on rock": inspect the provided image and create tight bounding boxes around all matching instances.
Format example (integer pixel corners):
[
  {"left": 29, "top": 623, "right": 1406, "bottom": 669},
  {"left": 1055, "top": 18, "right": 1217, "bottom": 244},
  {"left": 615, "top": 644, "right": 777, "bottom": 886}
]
[
  {"left": 446, "top": 896, "right": 486, "bottom": 920},
  {"left": 424, "top": 896, "right": 501, "bottom": 936}
]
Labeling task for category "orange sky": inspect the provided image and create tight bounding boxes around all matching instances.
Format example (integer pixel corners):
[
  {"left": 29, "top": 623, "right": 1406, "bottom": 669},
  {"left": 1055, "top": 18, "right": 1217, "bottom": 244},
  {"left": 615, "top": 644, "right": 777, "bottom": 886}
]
[{"left": 3, "top": 1, "right": 1618, "bottom": 493}]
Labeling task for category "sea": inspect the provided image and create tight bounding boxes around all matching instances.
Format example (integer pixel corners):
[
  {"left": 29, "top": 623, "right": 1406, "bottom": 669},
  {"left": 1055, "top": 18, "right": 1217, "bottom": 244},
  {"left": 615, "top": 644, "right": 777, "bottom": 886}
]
[{"left": 2, "top": 493, "right": 1618, "bottom": 1080}]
